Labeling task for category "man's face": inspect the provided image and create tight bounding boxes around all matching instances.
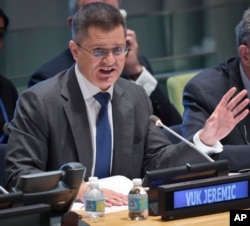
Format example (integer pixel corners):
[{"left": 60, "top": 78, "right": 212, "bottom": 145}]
[
  {"left": 0, "top": 18, "right": 5, "bottom": 49},
  {"left": 70, "top": 25, "right": 126, "bottom": 91},
  {"left": 79, "top": 0, "right": 119, "bottom": 9}
]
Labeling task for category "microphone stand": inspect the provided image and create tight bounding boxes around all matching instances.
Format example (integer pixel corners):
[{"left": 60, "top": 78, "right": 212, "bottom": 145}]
[{"left": 155, "top": 119, "right": 215, "bottom": 163}]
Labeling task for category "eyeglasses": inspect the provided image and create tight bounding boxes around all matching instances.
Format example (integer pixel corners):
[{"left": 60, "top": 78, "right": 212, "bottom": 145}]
[{"left": 76, "top": 42, "right": 129, "bottom": 58}]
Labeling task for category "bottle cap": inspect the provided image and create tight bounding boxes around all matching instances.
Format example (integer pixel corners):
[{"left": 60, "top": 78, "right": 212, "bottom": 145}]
[
  {"left": 88, "top": 176, "right": 98, "bottom": 182},
  {"left": 88, "top": 176, "right": 99, "bottom": 185},
  {"left": 132, "top": 178, "right": 142, "bottom": 186}
]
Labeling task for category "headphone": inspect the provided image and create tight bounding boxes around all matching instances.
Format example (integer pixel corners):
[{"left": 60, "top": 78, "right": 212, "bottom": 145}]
[{"left": 0, "top": 98, "right": 9, "bottom": 143}]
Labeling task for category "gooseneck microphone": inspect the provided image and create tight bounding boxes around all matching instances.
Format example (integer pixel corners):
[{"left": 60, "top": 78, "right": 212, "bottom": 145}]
[{"left": 149, "top": 115, "right": 214, "bottom": 162}]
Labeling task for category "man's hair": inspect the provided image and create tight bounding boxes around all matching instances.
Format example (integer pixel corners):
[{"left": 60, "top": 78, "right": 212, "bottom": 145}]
[
  {"left": 71, "top": 2, "right": 126, "bottom": 42},
  {"left": 68, "top": 0, "right": 121, "bottom": 16},
  {"left": 0, "top": 8, "right": 9, "bottom": 31},
  {"left": 235, "top": 8, "right": 250, "bottom": 47}
]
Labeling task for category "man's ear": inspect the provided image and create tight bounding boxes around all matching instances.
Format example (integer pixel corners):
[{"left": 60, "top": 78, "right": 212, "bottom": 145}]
[
  {"left": 69, "top": 40, "right": 79, "bottom": 61},
  {"left": 239, "top": 45, "right": 250, "bottom": 66}
]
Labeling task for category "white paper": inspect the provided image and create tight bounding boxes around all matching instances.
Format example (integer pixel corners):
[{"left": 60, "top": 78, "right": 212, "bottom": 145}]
[
  {"left": 71, "top": 175, "right": 133, "bottom": 213},
  {"left": 98, "top": 175, "right": 133, "bottom": 195}
]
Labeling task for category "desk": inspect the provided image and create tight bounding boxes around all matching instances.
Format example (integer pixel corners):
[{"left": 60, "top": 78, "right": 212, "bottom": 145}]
[{"left": 76, "top": 210, "right": 230, "bottom": 226}]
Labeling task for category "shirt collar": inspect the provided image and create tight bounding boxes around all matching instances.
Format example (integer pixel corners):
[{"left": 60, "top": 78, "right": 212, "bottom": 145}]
[{"left": 74, "top": 64, "right": 113, "bottom": 100}]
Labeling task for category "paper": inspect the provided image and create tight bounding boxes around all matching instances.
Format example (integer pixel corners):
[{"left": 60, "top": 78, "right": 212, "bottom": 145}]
[
  {"left": 71, "top": 175, "right": 133, "bottom": 213},
  {"left": 97, "top": 175, "right": 133, "bottom": 195}
]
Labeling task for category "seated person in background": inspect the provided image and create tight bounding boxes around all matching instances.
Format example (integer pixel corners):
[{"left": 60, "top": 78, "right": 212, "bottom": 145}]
[
  {"left": 6, "top": 3, "right": 249, "bottom": 206},
  {"left": 27, "top": 0, "right": 182, "bottom": 126},
  {"left": 0, "top": 8, "right": 18, "bottom": 144},
  {"left": 181, "top": 8, "right": 250, "bottom": 173}
]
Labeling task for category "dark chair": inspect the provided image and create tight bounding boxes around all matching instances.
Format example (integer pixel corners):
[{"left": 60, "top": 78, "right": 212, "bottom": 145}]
[{"left": 0, "top": 144, "right": 6, "bottom": 187}]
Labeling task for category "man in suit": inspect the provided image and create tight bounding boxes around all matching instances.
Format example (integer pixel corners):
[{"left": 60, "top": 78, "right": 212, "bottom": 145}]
[
  {"left": 6, "top": 3, "right": 249, "bottom": 206},
  {"left": 182, "top": 8, "right": 250, "bottom": 173},
  {"left": 0, "top": 8, "right": 18, "bottom": 144},
  {"left": 27, "top": 0, "right": 182, "bottom": 126}
]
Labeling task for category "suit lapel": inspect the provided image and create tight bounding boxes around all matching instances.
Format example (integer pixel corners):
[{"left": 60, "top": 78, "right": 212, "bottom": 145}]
[
  {"left": 61, "top": 66, "right": 93, "bottom": 178},
  {"left": 111, "top": 81, "right": 135, "bottom": 176}
]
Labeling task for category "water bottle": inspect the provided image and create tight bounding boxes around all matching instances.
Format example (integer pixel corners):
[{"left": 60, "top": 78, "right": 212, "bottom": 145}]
[
  {"left": 128, "top": 178, "right": 148, "bottom": 220},
  {"left": 84, "top": 177, "right": 105, "bottom": 220}
]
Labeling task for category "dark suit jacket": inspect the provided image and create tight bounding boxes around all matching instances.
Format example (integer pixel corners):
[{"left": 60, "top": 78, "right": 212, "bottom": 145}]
[
  {"left": 0, "top": 75, "right": 18, "bottom": 143},
  {"left": 6, "top": 65, "right": 208, "bottom": 190},
  {"left": 28, "top": 48, "right": 182, "bottom": 126},
  {"left": 181, "top": 57, "right": 250, "bottom": 172}
]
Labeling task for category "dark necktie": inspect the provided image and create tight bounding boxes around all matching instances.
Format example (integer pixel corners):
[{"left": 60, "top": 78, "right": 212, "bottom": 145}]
[{"left": 94, "top": 92, "right": 111, "bottom": 178}]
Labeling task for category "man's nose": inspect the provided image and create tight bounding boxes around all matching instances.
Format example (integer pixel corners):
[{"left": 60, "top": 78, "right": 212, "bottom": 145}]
[{"left": 102, "top": 51, "right": 116, "bottom": 63}]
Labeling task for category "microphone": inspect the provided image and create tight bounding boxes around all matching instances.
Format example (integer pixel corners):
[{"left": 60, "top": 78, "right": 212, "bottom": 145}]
[{"left": 149, "top": 115, "right": 214, "bottom": 162}]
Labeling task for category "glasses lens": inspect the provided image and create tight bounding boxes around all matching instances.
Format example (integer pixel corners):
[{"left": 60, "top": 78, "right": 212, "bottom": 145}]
[
  {"left": 112, "top": 47, "right": 124, "bottom": 56},
  {"left": 89, "top": 47, "right": 127, "bottom": 58},
  {"left": 92, "top": 49, "right": 107, "bottom": 57}
]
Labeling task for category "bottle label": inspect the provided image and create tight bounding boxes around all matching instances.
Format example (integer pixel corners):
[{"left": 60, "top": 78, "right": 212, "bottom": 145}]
[
  {"left": 85, "top": 200, "right": 105, "bottom": 212},
  {"left": 128, "top": 196, "right": 148, "bottom": 212}
]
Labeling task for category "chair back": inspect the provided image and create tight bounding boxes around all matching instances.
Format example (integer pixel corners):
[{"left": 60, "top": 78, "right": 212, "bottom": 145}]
[{"left": 166, "top": 71, "right": 198, "bottom": 116}]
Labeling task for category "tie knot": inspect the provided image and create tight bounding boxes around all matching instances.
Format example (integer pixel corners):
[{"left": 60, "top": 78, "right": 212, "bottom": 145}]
[{"left": 94, "top": 92, "right": 110, "bottom": 107}]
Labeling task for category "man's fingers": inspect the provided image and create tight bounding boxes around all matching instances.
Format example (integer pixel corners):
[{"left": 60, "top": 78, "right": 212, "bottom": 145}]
[
  {"left": 234, "top": 109, "right": 249, "bottom": 124},
  {"left": 218, "top": 87, "right": 248, "bottom": 109},
  {"left": 232, "top": 98, "right": 250, "bottom": 116},
  {"left": 225, "top": 88, "right": 248, "bottom": 111},
  {"left": 103, "top": 188, "right": 128, "bottom": 207},
  {"left": 217, "top": 87, "right": 237, "bottom": 108}
]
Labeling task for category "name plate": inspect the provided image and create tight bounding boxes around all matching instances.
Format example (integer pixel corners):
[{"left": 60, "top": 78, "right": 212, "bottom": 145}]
[{"left": 158, "top": 172, "right": 250, "bottom": 220}]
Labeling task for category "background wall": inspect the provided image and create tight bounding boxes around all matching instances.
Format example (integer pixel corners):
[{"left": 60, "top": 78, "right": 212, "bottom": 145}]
[
  {"left": 122, "top": 0, "right": 250, "bottom": 73},
  {"left": 0, "top": 0, "right": 249, "bottom": 93},
  {"left": 0, "top": 0, "right": 69, "bottom": 91}
]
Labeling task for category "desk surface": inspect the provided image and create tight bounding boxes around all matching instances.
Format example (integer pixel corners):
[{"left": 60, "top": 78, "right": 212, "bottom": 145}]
[{"left": 76, "top": 209, "right": 230, "bottom": 226}]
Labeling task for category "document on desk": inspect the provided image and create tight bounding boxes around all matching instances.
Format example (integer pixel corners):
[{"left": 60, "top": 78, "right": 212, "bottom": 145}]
[{"left": 71, "top": 175, "right": 133, "bottom": 213}]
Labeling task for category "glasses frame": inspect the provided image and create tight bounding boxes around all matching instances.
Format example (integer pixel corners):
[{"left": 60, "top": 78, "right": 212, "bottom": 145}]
[{"left": 75, "top": 42, "right": 129, "bottom": 58}]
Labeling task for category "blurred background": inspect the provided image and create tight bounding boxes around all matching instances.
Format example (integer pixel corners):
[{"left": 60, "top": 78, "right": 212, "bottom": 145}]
[{"left": 0, "top": 0, "right": 249, "bottom": 93}]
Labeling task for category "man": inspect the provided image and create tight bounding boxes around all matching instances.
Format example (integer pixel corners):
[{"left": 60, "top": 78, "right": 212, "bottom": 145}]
[
  {"left": 0, "top": 8, "right": 18, "bottom": 144},
  {"left": 27, "top": 0, "right": 182, "bottom": 126},
  {"left": 6, "top": 3, "right": 249, "bottom": 206},
  {"left": 182, "top": 8, "right": 250, "bottom": 173}
]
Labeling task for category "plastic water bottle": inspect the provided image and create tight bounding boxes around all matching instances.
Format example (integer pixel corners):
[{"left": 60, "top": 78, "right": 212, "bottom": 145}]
[
  {"left": 128, "top": 178, "right": 148, "bottom": 220},
  {"left": 84, "top": 177, "right": 105, "bottom": 220}
]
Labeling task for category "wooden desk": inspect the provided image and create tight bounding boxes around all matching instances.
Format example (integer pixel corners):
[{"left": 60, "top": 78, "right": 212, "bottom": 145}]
[{"left": 76, "top": 209, "right": 230, "bottom": 226}]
